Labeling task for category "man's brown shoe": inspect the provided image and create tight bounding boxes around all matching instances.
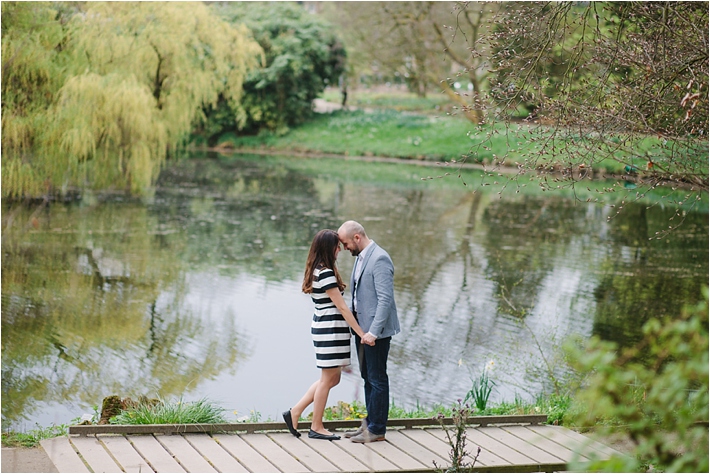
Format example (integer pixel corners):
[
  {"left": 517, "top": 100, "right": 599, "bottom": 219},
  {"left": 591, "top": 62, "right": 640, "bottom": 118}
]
[
  {"left": 343, "top": 419, "right": 367, "bottom": 439},
  {"left": 350, "top": 428, "right": 385, "bottom": 443}
]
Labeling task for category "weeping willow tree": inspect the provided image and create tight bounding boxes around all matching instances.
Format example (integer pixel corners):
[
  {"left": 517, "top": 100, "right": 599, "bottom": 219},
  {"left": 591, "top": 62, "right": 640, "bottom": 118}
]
[
  {"left": 2, "top": 1, "right": 262, "bottom": 197},
  {"left": 1, "top": 2, "right": 66, "bottom": 198}
]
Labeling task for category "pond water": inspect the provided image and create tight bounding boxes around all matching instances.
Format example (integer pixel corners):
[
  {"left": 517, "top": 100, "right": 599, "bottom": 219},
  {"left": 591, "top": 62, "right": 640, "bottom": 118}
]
[{"left": 2, "top": 153, "right": 708, "bottom": 430}]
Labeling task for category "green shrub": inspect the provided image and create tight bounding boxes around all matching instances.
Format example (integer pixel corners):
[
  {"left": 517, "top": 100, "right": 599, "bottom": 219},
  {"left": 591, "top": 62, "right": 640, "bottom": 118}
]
[
  {"left": 204, "top": 2, "right": 345, "bottom": 140},
  {"left": 565, "top": 288, "right": 709, "bottom": 472}
]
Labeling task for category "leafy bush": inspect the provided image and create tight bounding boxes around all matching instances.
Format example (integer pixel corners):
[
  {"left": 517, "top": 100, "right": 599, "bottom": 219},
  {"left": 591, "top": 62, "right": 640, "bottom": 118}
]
[
  {"left": 565, "top": 288, "right": 709, "bottom": 472},
  {"left": 202, "top": 2, "right": 346, "bottom": 141}
]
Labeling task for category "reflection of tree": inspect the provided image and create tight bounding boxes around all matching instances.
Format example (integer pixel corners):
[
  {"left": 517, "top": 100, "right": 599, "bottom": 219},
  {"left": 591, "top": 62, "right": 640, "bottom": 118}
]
[
  {"left": 1, "top": 201, "right": 247, "bottom": 428},
  {"left": 593, "top": 205, "right": 709, "bottom": 349},
  {"left": 153, "top": 156, "right": 341, "bottom": 281},
  {"left": 480, "top": 196, "right": 597, "bottom": 318},
  {"left": 399, "top": 191, "right": 483, "bottom": 339}
]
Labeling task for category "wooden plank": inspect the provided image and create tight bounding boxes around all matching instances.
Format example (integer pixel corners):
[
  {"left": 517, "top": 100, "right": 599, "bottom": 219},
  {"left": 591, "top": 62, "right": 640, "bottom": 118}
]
[
  {"left": 529, "top": 425, "right": 624, "bottom": 459},
  {"left": 99, "top": 435, "right": 155, "bottom": 473},
  {"left": 502, "top": 425, "right": 590, "bottom": 463},
  {"left": 426, "top": 428, "right": 512, "bottom": 467},
  {"left": 399, "top": 429, "right": 458, "bottom": 466},
  {"left": 156, "top": 435, "right": 217, "bottom": 473},
  {"left": 213, "top": 434, "right": 279, "bottom": 473},
  {"left": 128, "top": 435, "right": 186, "bottom": 473},
  {"left": 268, "top": 433, "right": 340, "bottom": 472},
  {"left": 243, "top": 433, "right": 309, "bottom": 473},
  {"left": 183, "top": 434, "right": 249, "bottom": 473},
  {"left": 527, "top": 425, "right": 602, "bottom": 462},
  {"left": 384, "top": 430, "right": 450, "bottom": 468},
  {"left": 333, "top": 437, "right": 400, "bottom": 471},
  {"left": 70, "top": 436, "right": 123, "bottom": 473},
  {"left": 40, "top": 437, "right": 90, "bottom": 473},
  {"left": 68, "top": 415, "right": 549, "bottom": 436},
  {"left": 70, "top": 424, "right": 252, "bottom": 436},
  {"left": 470, "top": 426, "right": 562, "bottom": 465},
  {"left": 298, "top": 435, "right": 370, "bottom": 472},
  {"left": 365, "top": 436, "right": 430, "bottom": 470}
]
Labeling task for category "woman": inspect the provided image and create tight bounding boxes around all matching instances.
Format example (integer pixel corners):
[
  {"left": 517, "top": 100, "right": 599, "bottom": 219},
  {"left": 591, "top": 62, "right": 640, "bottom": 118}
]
[{"left": 282, "top": 229, "right": 371, "bottom": 441}]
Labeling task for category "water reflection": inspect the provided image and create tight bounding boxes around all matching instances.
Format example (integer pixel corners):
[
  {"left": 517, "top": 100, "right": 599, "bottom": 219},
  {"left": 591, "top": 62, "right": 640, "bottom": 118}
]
[{"left": 2, "top": 153, "right": 707, "bottom": 429}]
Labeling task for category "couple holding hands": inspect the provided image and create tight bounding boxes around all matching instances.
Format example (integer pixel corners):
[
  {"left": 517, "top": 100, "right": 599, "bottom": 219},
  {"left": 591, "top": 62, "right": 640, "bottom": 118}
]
[{"left": 282, "top": 220, "right": 400, "bottom": 443}]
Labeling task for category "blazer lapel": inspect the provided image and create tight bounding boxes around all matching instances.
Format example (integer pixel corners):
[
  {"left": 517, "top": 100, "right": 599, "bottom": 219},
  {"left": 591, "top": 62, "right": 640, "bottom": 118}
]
[
  {"left": 356, "top": 243, "right": 377, "bottom": 286},
  {"left": 350, "top": 261, "right": 357, "bottom": 293}
]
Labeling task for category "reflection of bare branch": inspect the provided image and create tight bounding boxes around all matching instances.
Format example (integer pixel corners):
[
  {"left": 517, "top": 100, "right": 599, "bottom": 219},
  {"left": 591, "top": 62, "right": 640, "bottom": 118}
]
[
  {"left": 148, "top": 300, "right": 160, "bottom": 355},
  {"left": 522, "top": 199, "right": 551, "bottom": 231},
  {"left": 499, "top": 291, "right": 518, "bottom": 314},
  {"left": 408, "top": 192, "right": 484, "bottom": 342}
]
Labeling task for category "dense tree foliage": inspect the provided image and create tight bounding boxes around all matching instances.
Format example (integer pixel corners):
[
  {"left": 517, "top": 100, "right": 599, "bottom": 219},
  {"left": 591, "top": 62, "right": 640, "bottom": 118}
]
[
  {"left": 453, "top": 2, "right": 708, "bottom": 192},
  {"left": 1, "top": 1, "right": 261, "bottom": 198},
  {"left": 199, "top": 2, "right": 346, "bottom": 141}
]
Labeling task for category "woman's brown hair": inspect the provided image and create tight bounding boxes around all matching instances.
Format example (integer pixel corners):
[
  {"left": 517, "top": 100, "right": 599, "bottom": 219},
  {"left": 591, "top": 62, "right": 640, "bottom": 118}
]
[{"left": 302, "top": 229, "right": 345, "bottom": 294}]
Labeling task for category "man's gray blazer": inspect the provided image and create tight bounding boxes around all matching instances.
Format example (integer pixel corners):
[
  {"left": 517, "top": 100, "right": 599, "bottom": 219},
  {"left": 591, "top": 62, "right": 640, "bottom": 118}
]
[{"left": 350, "top": 243, "right": 400, "bottom": 339}]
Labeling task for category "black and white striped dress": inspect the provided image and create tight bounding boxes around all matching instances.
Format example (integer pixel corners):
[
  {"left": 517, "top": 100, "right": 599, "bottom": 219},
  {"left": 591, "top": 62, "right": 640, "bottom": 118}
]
[{"left": 310, "top": 267, "right": 351, "bottom": 368}]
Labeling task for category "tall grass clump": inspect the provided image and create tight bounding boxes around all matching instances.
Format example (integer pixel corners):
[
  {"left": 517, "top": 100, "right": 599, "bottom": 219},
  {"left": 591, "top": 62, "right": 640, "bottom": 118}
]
[
  {"left": 110, "top": 397, "right": 227, "bottom": 425},
  {"left": 464, "top": 361, "right": 496, "bottom": 412}
]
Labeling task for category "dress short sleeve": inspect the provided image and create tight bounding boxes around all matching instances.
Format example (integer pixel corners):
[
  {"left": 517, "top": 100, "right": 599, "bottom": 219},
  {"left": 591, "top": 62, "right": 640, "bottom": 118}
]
[{"left": 315, "top": 268, "right": 339, "bottom": 291}]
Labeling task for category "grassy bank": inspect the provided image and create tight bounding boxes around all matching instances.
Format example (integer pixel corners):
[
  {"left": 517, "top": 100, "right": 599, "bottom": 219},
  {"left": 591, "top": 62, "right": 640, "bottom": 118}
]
[
  {"left": 201, "top": 89, "right": 703, "bottom": 178},
  {"left": 213, "top": 109, "right": 494, "bottom": 163},
  {"left": 210, "top": 109, "right": 644, "bottom": 174}
]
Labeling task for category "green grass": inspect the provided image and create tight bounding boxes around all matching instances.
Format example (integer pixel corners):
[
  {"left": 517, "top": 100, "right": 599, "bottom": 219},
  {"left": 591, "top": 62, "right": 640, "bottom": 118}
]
[
  {"left": 109, "top": 397, "right": 227, "bottom": 425},
  {"left": 1, "top": 424, "right": 68, "bottom": 448},
  {"left": 210, "top": 100, "right": 707, "bottom": 183},
  {"left": 313, "top": 394, "right": 573, "bottom": 427},
  {"left": 217, "top": 109, "right": 531, "bottom": 164},
  {"left": 321, "top": 88, "right": 451, "bottom": 113}
]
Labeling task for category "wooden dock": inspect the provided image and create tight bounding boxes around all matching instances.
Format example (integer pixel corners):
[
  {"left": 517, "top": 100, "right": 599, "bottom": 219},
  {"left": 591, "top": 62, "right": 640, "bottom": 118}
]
[{"left": 41, "top": 416, "right": 625, "bottom": 473}]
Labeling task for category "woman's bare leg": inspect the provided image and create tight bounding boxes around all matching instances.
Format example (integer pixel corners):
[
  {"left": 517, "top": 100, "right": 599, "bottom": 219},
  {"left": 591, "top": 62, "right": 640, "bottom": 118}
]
[
  {"left": 290, "top": 380, "right": 318, "bottom": 429},
  {"left": 310, "top": 367, "right": 342, "bottom": 434}
]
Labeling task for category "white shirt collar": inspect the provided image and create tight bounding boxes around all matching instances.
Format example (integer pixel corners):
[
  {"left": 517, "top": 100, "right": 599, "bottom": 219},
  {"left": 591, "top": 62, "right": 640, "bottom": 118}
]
[{"left": 358, "top": 240, "right": 374, "bottom": 260}]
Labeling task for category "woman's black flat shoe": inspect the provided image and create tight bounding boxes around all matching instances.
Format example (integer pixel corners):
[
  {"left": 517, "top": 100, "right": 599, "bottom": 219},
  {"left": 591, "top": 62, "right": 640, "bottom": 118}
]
[
  {"left": 282, "top": 410, "right": 301, "bottom": 438},
  {"left": 308, "top": 429, "right": 340, "bottom": 441}
]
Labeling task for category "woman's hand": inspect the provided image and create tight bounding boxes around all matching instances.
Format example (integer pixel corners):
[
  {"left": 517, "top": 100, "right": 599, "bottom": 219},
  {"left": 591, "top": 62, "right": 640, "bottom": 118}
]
[{"left": 362, "top": 333, "right": 376, "bottom": 346}]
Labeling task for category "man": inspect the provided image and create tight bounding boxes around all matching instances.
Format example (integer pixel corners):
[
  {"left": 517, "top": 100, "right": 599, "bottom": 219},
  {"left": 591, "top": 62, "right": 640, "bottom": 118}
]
[{"left": 337, "top": 220, "right": 400, "bottom": 443}]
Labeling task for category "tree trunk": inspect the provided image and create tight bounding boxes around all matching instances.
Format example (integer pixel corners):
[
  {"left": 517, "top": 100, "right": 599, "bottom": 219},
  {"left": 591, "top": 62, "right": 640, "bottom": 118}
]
[{"left": 433, "top": 74, "right": 483, "bottom": 124}]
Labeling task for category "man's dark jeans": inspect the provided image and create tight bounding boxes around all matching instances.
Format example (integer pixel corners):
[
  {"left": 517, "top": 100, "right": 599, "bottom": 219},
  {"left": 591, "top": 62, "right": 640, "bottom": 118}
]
[{"left": 354, "top": 335, "right": 391, "bottom": 436}]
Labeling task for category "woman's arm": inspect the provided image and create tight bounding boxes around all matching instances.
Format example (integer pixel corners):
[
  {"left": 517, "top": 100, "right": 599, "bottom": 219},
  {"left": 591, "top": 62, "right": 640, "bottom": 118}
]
[{"left": 325, "top": 287, "right": 373, "bottom": 344}]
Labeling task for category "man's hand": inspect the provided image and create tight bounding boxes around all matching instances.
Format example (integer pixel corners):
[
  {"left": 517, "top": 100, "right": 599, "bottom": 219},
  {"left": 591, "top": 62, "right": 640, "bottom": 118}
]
[{"left": 362, "top": 332, "right": 376, "bottom": 346}]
